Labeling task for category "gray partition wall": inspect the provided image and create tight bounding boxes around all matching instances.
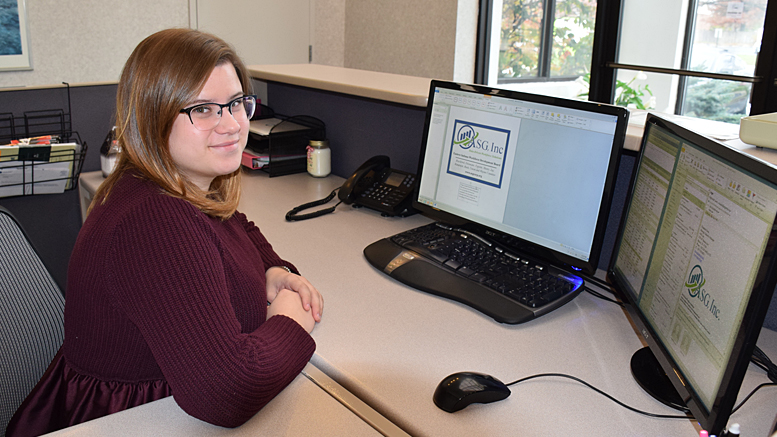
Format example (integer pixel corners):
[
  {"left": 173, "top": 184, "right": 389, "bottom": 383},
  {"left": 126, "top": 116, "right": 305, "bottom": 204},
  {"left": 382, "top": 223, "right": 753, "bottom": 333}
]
[
  {"left": 0, "top": 84, "right": 115, "bottom": 292},
  {"left": 261, "top": 80, "right": 428, "bottom": 178}
]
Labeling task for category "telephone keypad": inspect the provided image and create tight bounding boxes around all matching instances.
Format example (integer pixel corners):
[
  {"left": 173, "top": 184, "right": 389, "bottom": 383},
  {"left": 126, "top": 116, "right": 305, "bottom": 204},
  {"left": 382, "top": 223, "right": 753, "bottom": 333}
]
[
  {"left": 361, "top": 184, "right": 402, "bottom": 204},
  {"left": 354, "top": 169, "right": 417, "bottom": 216}
]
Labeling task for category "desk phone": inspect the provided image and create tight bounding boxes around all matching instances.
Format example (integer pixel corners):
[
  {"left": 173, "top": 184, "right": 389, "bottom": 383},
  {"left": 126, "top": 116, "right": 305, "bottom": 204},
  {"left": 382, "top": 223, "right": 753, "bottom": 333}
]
[{"left": 339, "top": 155, "right": 417, "bottom": 217}]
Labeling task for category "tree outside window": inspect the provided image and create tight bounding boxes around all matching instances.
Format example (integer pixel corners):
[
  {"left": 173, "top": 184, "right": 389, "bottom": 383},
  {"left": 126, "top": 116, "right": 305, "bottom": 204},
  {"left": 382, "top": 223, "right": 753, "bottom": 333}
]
[
  {"left": 495, "top": 0, "right": 596, "bottom": 100},
  {"left": 681, "top": 0, "right": 766, "bottom": 123},
  {"left": 488, "top": 0, "right": 770, "bottom": 124}
]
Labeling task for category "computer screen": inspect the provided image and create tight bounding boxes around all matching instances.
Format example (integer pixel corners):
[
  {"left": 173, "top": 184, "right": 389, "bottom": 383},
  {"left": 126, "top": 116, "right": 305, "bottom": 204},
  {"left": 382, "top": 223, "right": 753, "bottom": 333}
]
[
  {"left": 609, "top": 114, "right": 777, "bottom": 434},
  {"left": 413, "top": 80, "right": 629, "bottom": 275}
]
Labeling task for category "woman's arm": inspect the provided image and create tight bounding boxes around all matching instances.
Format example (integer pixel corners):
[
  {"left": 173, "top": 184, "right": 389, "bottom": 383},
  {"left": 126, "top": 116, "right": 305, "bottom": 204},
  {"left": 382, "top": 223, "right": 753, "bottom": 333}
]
[
  {"left": 236, "top": 211, "right": 324, "bottom": 322},
  {"left": 108, "top": 199, "right": 315, "bottom": 427},
  {"left": 234, "top": 211, "right": 297, "bottom": 272}
]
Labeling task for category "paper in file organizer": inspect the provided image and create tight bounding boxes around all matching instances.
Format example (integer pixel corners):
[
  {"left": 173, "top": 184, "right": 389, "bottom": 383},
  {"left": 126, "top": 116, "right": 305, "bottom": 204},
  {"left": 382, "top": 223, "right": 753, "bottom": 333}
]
[
  {"left": 249, "top": 118, "right": 309, "bottom": 136},
  {"left": 0, "top": 143, "right": 80, "bottom": 197}
]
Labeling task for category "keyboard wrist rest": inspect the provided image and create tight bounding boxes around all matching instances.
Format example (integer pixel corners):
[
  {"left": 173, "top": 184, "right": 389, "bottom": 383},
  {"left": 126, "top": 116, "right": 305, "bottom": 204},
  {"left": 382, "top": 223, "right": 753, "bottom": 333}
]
[{"left": 364, "top": 238, "right": 535, "bottom": 324}]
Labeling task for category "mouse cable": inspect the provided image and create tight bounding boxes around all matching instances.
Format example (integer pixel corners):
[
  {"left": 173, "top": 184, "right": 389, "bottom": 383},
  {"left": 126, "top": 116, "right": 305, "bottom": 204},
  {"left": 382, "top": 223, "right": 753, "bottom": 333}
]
[
  {"left": 505, "top": 373, "right": 777, "bottom": 421},
  {"left": 504, "top": 373, "right": 692, "bottom": 420},
  {"left": 730, "top": 382, "right": 777, "bottom": 415}
]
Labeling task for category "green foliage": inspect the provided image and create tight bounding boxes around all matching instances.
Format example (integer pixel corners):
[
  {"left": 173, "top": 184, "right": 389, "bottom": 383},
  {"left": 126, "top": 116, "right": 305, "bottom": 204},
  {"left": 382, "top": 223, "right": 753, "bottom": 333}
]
[
  {"left": 500, "top": 0, "right": 543, "bottom": 77},
  {"left": 577, "top": 73, "right": 655, "bottom": 110},
  {"left": 684, "top": 79, "right": 750, "bottom": 124},
  {"left": 550, "top": 0, "right": 595, "bottom": 77},
  {"left": 499, "top": 0, "right": 596, "bottom": 79},
  {"left": 614, "top": 76, "right": 654, "bottom": 110}
]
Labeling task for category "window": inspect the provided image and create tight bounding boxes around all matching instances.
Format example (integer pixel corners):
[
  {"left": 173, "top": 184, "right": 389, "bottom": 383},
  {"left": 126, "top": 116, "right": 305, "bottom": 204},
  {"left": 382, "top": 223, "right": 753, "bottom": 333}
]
[
  {"left": 487, "top": 0, "right": 597, "bottom": 100},
  {"left": 681, "top": 1, "right": 766, "bottom": 122},
  {"left": 616, "top": 0, "right": 767, "bottom": 123},
  {"left": 477, "top": 0, "right": 777, "bottom": 124}
]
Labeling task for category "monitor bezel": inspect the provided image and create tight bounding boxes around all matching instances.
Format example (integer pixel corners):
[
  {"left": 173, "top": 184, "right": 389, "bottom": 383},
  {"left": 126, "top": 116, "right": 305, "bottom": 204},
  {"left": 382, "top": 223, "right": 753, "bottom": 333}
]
[
  {"left": 411, "top": 80, "right": 630, "bottom": 276},
  {"left": 606, "top": 114, "right": 777, "bottom": 434}
]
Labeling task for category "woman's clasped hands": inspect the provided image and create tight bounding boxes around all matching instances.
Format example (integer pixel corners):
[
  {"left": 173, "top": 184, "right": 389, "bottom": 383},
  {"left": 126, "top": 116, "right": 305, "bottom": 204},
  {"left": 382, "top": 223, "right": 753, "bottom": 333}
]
[{"left": 265, "top": 266, "right": 324, "bottom": 333}]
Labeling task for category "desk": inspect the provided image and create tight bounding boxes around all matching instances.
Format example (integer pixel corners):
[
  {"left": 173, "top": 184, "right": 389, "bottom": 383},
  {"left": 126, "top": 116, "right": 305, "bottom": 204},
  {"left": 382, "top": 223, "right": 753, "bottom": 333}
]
[
  {"left": 78, "top": 171, "right": 104, "bottom": 223},
  {"left": 237, "top": 171, "right": 777, "bottom": 437},
  {"left": 75, "top": 170, "right": 777, "bottom": 436},
  {"left": 43, "top": 364, "right": 384, "bottom": 436}
]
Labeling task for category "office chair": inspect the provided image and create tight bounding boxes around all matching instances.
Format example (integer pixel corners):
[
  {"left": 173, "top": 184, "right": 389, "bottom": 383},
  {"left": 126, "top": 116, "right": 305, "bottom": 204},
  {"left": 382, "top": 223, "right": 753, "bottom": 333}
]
[{"left": 0, "top": 206, "right": 64, "bottom": 436}]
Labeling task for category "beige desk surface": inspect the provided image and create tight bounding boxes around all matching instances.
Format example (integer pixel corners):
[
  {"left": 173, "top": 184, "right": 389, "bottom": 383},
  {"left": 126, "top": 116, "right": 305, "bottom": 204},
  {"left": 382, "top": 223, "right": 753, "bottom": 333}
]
[
  {"left": 237, "top": 171, "right": 777, "bottom": 437},
  {"left": 43, "top": 364, "right": 382, "bottom": 437}
]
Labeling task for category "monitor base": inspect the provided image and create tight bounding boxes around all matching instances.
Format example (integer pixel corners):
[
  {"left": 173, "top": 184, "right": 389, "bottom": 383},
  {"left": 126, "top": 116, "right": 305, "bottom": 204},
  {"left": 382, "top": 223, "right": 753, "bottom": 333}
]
[{"left": 630, "top": 346, "right": 690, "bottom": 412}]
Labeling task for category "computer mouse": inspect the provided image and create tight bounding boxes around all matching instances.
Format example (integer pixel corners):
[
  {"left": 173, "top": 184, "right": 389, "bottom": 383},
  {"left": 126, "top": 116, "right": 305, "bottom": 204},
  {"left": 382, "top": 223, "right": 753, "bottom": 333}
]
[{"left": 433, "top": 371, "right": 511, "bottom": 413}]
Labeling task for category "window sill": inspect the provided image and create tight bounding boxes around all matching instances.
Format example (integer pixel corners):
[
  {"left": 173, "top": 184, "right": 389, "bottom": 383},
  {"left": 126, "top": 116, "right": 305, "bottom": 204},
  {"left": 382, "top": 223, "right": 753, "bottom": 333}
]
[
  {"left": 248, "top": 65, "right": 777, "bottom": 167},
  {"left": 624, "top": 109, "right": 777, "bottom": 168},
  {"left": 248, "top": 64, "right": 431, "bottom": 108}
]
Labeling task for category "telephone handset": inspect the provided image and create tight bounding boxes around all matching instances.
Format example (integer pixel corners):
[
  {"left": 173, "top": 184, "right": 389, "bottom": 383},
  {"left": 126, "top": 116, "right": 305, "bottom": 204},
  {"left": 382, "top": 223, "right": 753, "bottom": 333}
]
[
  {"left": 285, "top": 155, "right": 417, "bottom": 221},
  {"left": 338, "top": 155, "right": 390, "bottom": 204},
  {"left": 338, "top": 155, "right": 417, "bottom": 216}
]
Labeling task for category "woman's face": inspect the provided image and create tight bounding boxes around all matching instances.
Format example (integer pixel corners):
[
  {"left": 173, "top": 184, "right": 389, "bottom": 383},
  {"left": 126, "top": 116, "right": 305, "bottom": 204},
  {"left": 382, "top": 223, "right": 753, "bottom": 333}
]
[{"left": 168, "top": 63, "right": 249, "bottom": 191}]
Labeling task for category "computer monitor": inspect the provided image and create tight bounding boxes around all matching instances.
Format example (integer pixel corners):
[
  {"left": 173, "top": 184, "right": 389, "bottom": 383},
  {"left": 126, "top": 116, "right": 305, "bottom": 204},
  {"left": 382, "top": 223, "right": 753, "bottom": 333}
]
[
  {"left": 413, "top": 80, "right": 629, "bottom": 276},
  {"left": 608, "top": 114, "right": 777, "bottom": 434}
]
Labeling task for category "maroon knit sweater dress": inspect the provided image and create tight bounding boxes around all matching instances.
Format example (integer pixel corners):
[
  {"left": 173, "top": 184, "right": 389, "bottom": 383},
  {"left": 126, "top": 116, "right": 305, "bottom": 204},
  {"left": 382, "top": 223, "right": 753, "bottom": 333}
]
[{"left": 6, "top": 171, "right": 316, "bottom": 436}]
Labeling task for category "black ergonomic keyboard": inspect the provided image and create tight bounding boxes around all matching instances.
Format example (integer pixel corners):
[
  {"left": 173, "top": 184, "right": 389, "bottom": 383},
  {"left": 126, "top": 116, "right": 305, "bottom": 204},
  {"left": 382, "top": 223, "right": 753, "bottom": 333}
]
[{"left": 363, "top": 223, "right": 584, "bottom": 324}]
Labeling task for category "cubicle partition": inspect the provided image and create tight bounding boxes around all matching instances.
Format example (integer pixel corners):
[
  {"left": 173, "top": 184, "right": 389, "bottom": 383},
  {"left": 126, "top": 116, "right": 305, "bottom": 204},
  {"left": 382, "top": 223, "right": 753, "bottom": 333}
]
[
  {"left": 261, "top": 81, "right": 427, "bottom": 179},
  {"left": 0, "top": 84, "right": 115, "bottom": 292}
]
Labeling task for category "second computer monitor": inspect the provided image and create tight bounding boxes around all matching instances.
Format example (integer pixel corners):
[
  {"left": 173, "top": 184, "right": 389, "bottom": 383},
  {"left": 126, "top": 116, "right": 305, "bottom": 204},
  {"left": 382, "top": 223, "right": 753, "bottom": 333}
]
[{"left": 609, "top": 114, "right": 777, "bottom": 434}]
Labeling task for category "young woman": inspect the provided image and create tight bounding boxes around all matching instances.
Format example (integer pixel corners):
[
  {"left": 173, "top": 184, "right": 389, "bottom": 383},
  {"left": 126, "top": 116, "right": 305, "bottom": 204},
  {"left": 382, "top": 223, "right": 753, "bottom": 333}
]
[{"left": 7, "top": 28, "right": 323, "bottom": 436}]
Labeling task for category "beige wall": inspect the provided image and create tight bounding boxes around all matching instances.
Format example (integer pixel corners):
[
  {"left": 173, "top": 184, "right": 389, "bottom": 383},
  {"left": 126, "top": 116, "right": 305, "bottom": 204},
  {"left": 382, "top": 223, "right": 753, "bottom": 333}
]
[
  {"left": 317, "top": 0, "right": 476, "bottom": 82},
  {"left": 343, "top": 0, "right": 458, "bottom": 80},
  {"left": 0, "top": 0, "right": 188, "bottom": 88},
  {"left": 0, "top": 0, "right": 476, "bottom": 88},
  {"left": 313, "top": 0, "right": 346, "bottom": 67}
]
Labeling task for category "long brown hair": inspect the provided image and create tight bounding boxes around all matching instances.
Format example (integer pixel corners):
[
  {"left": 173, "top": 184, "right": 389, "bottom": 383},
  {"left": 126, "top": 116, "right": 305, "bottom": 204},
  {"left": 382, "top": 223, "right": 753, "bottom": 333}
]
[{"left": 92, "top": 28, "right": 252, "bottom": 219}]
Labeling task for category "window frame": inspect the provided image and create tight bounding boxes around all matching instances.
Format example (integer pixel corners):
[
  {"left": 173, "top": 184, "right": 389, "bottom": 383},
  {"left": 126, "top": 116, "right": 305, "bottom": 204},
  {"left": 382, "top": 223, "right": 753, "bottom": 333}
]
[{"left": 475, "top": 0, "right": 777, "bottom": 117}]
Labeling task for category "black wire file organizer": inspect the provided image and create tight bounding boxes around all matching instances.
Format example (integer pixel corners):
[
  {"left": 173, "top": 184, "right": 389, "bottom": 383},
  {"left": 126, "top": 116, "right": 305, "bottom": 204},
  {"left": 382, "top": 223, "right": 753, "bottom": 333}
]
[
  {"left": 244, "top": 105, "right": 326, "bottom": 177},
  {"left": 0, "top": 84, "right": 87, "bottom": 198}
]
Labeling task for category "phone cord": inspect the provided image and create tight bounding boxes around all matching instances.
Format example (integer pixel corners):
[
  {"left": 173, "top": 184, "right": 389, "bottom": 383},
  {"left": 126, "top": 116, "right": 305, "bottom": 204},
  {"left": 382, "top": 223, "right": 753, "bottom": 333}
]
[{"left": 285, "top": 188, "right": 342, "bottom": 221}]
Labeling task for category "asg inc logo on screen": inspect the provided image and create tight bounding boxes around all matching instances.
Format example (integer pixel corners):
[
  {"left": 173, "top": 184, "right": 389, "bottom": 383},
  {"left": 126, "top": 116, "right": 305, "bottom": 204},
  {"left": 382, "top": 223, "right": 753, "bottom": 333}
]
[
  {"left": 685, "top": 265, "right": 721, "bottom": 320},
  {"left": 453, "top": 122, "right": 507, "bottom": 155},
  {"left": 454, "top": 124, "right": 478, "bottom": 149}
]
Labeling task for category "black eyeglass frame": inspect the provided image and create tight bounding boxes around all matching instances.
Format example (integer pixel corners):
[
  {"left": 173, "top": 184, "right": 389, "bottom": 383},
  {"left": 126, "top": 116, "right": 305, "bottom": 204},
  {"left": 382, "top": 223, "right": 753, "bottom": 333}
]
[{"left": 179, "top": 94, "right": 258, "bottom": 128}]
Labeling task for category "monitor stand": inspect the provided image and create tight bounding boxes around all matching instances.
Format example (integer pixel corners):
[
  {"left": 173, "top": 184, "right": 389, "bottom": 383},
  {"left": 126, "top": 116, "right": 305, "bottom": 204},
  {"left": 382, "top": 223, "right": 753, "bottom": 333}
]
[{"left": 630, "top": 347, "right": 690, "bottom": 412}]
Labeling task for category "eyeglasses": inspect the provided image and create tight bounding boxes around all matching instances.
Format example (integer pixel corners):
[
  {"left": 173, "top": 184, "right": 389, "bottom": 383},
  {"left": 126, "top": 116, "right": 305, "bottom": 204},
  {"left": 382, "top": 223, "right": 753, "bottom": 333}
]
[{"left": 179, "top": 95, "right": 257, "bottom": 131}]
